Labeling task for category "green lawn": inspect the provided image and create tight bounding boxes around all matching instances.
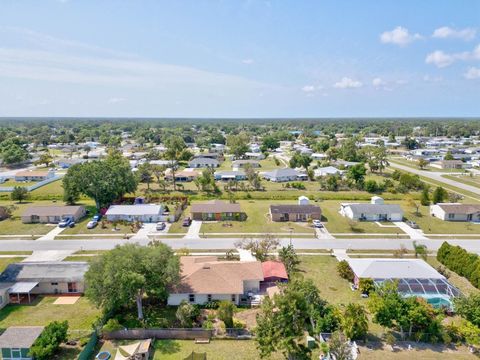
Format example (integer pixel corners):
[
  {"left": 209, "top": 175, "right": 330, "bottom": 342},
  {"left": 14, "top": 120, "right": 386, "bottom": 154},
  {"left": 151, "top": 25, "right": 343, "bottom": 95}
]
[
  {"left": 0, "top": 257, "right": 25, "bottom": 272},
  {"left": 0, "top": 180, "right": 39, "bottom": 188},
  {"left": 320, "top": 200, "right": 404, "bottom": 234},
  {"left": 389, "top": 158, "right": 467, "bottom": 173},
  {"left": 0, "top": 201, "right": 59, "bottom": 236},
  {"left": 29, "top": 179, "right": 64, "bottom": 197},
  {"left": 199, "top": 200, "right": 314, "bottom": 234},
  {"left": 358, "top": 346, "right": 476, "bottom": 359},
  {"left": 0, "top": 296, "right": 101, "bottom": 330},
  {"left": 443, "top": 174, "right": 480, "bottom": 189},
  {"left": 60, "top": 212, "right": 134, "bottom": 236}
]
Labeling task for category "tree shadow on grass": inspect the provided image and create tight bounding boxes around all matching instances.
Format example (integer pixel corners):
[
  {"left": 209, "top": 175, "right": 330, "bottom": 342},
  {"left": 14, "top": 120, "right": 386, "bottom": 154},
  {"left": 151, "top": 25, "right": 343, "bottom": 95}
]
[{"left": 155, "top": 339, "right": 181, "bottom": 355}]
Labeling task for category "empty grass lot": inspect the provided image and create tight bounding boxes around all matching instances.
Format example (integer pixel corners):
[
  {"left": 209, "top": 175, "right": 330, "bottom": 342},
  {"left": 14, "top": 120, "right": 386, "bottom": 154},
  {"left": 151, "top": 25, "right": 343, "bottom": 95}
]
[
  {"left": 199, "top": 200, "right": 314, "bottom": 234},
  {"left": 0, "top": 296, "right": 101, "bottom": 330}
]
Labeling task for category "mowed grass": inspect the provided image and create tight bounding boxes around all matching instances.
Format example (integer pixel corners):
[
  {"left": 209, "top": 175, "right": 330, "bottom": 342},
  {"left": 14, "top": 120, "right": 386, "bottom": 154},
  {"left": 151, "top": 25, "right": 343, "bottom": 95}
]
[
  {"left": 199, "top": 200, "right": 314, "bottom": 234},
  {"left": 0, "top": 257, "right": 26, "bottom": 272},
  {"left": 358, "top": 346, "right": 476, "bottom": 359},
  {"left": 0, "top": 201, "right": 58, "bottom": 236},
  {"left": 443, "top": 174, "right": 480, "bottom": 189},
  {"left": 0, "top": 180, "right": 39, "bottom": 188},
  {"left": 29, "top": 179, "right": 64, "bottom": 197},
  {"left": 0, "top": 296, "right": 101, "bottom": 330}
]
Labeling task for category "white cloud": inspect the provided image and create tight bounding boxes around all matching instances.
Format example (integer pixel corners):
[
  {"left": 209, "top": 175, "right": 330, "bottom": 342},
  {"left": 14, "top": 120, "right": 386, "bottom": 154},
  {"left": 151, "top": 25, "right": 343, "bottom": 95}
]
[
  {"left": 108, "top": 97, "right": 126, "bottom": 104},
  {"left": 241, "top": 58, "right": 254, "bottom": 65},
  {"left": 372, "top": 77, "right": 386, "bottom": 87},
  {"left": 432, "top": 26, "right": 476, "bottom": 41},
  {"left": 333, "top": 77, "right": 362, "bottom": 89},
  {"left": 423, "top": 75, "right": 443, "bottom": 82},
  {"left": 425, "top": 44, "right": 480, "bottom": 68},
  {"left": 301, "top": 85, "right": 316, "bottom": 92},
  {"left": 464, "top": 67, "right": 480, "bottom": 79},
  {"left": 380, "top": 26, "right": 421, "bottom": 46}
]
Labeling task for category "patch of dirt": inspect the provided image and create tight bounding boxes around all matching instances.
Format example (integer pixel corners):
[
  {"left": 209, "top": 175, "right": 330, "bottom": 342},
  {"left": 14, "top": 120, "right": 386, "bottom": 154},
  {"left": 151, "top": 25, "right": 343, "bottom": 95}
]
[{"left": 235, "top": 308, "right": 260, "bottom": 329}]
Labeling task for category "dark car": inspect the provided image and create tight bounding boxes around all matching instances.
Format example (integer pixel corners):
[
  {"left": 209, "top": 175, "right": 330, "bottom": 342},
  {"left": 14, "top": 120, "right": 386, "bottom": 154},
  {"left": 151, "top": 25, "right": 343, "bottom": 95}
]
[
  {"left": 406, "top": 220, "right": 419, "bottom": 229},
  {"left": 93, "top": 214, "right": 102, "bottom": 222},
  {"left": 182, "top": 217, "right": 192, "bottom": 227},
  {"left": 58, "top": 218, "right": 74, "bottom": 228}
]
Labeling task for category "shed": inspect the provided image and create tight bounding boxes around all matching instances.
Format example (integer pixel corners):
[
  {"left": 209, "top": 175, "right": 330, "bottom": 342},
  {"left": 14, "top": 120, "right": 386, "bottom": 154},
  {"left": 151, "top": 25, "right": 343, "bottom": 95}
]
[{"left": 0, "top": 326, "right": 44, "bottom": 360}]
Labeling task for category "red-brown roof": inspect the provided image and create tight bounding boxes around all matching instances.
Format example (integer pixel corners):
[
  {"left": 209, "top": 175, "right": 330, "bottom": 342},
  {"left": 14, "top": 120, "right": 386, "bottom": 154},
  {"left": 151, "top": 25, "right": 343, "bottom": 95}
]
[{"left": 262, "top": 261, "right": 288, "bottom": 280}]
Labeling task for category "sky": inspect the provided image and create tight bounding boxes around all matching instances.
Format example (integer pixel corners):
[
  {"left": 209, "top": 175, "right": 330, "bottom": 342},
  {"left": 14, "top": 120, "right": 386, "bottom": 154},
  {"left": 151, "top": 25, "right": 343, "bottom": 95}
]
[{"left": 0, "top": 0, "right": 479, "bottom": 118}]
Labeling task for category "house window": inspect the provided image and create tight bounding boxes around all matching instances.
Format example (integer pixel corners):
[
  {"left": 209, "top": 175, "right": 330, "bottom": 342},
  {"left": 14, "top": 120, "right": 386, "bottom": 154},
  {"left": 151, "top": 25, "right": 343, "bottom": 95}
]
[
  {"left": 231, "top": 294, "right": 236, "bottom": 302},
  {"left": 68, "top": 282, "right": 78, "bottom": 293},
  {"left": 189, "top": 294, "right": 195, "bottom": 303},
  {"left": 51, "top": 282, "right": 58, "bottom": 286},
  {"left": 448, "top": 213, "right": 455, "bottom": 219},
  {"left": 11, "top": 348, "right": 21, "bottom": 358},
  {"left": 207, "top": 294, "right": 212, "bottom": 302}
]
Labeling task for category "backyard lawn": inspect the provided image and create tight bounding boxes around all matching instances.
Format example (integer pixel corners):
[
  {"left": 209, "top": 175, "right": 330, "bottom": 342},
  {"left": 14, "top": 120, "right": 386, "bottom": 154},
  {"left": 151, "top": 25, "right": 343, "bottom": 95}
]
[
  {"left": 29, "top": 179, "right": 65, "bottom": 198},
  {"left": 0, "top": 296, "right": 101, "bottom": 330},
  {"left": 0, "top": 180, "right": 38, "bottom": 188}
]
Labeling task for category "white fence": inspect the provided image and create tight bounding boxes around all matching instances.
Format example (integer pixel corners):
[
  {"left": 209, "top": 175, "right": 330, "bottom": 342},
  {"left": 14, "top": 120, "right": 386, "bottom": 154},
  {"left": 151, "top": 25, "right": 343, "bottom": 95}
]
[{"left": 0, "top": 175, "right": 63, "bottom": 193}]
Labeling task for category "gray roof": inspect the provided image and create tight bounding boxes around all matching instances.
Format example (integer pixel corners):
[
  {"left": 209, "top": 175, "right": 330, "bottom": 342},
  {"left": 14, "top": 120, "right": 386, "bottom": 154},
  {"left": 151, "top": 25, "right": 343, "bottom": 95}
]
[
  {"left": 191, "top": 200, "right": 242, "bottom": 214},
  {"left": 215, "top": 170, "right": 246, "bottom": 176},
  {"left": 22, "top": 205, "right": 84, "bottom": 217},
  {"left": 344, "top": 203, "right": 403, "bottom": 216},
  {"left": 188, "top": 157, "right": 219, "bottom": 165},
  {"left": 270, "top": 204, "right": 321, "bottom": 215},
  {"left": 347, "top": 258, "right": 444, "bottom": 279},
  {"left": 106, "top": 204, "right": 162, "bottom": 216},
  {"left": 0, "top": 262, "right": 89, "bottom": 283},
  {"left": 0, "top": 326, "right": 44, "bottom": 348},
  {"left": 436, "top": 203, "right": 480, "bottom": 214},
  {"left": 264, "top": 168, "right": 299, "bottom": 177}
]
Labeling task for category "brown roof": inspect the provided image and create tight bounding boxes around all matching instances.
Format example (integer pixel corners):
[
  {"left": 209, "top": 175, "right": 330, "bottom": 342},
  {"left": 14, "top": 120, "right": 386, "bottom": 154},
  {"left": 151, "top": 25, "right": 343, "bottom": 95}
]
[
  {"left": 15, "top": 170, "right": 50, "bottom": 177},
  {"left": 436, "top": 203, "right": 480, "bottom": 214},
  {"left": 191, "top": 200, "right": 242, "bottom": 214},
  {"left": 22, "top": 205, "right": 84, "bottom": 217},
  {"left": 270, "top": 204, "right": 321, "bottom": 215},
  {"left": 172, "top": 256, "right": 264, "bottom": 294}
]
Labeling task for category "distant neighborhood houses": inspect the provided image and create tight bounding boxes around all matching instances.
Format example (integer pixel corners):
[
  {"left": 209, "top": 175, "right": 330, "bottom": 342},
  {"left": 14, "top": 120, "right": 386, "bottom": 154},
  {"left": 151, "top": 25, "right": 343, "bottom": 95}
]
[{"left": 262, "top": 168, "right": 307, "bottom": 182}]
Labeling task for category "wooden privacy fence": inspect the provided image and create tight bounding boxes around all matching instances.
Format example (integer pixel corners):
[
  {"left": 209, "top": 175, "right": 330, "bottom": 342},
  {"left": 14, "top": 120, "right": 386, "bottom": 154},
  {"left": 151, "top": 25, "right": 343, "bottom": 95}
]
[{"left": 103, "top": 328, "right": 214, "bottom": 340}]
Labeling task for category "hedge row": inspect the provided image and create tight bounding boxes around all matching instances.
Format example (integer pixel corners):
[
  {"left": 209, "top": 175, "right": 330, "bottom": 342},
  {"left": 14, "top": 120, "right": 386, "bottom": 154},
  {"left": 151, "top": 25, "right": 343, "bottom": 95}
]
[{"left": 437, "top": 242, "right": 480, "bottom": 288}]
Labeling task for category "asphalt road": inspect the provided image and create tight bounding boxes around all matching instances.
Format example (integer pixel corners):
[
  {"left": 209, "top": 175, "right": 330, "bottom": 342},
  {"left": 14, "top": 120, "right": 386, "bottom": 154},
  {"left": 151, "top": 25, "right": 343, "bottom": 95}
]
[
  {"left": 389, "top": 162, "right": 480, "bottom": 196},
  {"left": 2, "top": 236, "right": 480, "bottom": 253}
]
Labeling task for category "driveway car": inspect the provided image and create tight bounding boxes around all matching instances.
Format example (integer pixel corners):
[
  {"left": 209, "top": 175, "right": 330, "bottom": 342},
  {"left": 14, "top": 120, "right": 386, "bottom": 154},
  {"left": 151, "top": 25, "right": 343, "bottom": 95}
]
[
  {"left": 312, "top": 219, "right": 323, "bottom": 228},
  {"left": 156, "top": 222, "right": 166, "bottom": 231},
  {"left": 58, "top": 218, "right": 74, "bottom": 228},
  {"left": 87, "top": 220, "right": 98, "bottom": 229},
  {"left": 406, "top": 220, "right": 419, "bottom": 229},
  {"left": 182, "top": 217, "right": 192, "bottom": 227}
]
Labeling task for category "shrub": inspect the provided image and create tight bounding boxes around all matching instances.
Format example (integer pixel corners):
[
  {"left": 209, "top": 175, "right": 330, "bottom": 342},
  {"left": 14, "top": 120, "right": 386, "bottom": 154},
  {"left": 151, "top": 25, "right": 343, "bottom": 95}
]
[
  {"left": 203, "top": 300, "right": 220, "bottom": 309},
  {"left": 364, "top": 180, "right": 378, "bottom": 193},
  {"left": 233, "top": 318, "right": 246, "bottom": 329},
  {"left": 217, "top": 300, "right": 236, "bottom": 328},
  {"left": 102, "top": 318, "right": 124, "bottom": 333},
  {"left": 437, "top": 242, "right": 480, "bottom": 289},
  {"left": 29, "top": 321, "right": 69, "bottom": 360},
  {"left": 337, "top": 260, "right": 354, "bottom": 282},
  {"left": 202, "top": 320, "right": 214, "bottom": 330},
  {"left": 358, "top": 278, "right": 375, "bottom": 295}
]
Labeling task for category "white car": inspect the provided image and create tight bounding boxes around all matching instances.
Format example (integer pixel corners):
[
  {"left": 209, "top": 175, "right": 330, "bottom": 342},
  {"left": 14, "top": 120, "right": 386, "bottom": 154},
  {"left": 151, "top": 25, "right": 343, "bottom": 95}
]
[
  {"left": 312, "top": 220, "right": 323, "bottom": 228},
  {"left": 87, "top": 220, "right": 98, "bottom": 229}
]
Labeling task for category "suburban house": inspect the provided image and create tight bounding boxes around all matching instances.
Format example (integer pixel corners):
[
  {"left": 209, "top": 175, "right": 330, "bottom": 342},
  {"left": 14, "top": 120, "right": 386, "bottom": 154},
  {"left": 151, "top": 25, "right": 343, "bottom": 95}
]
[
  {"left": 269, "top": 197, "right": 321, "bottom": 222},
  {"left": 0, "top": 326, "right": 44, "bottom": 360},
  {"left": 167, "top": 256, "right": 264, "bottom": 306},
  {"left": 346, "top": 258, "right": 460, "bottom": 308},
  {"left": 430, "top": 203, "right": 480, "bottom": 222},
  {"left": 430, "top": 160, "right": 464, "bottom": 170},
  {"left": 188, "top": 157, "right": 220, "bottom": 168},
  {"left": 191, "top": 200, "right": 247, "bottom": 221},
  {"left": 232, "top": 160, "right": 261, "bottom": 169},
  {"left": 340, "top": 196, "right": 403, "bottom": 221},
  {"left": 0, "top": 261, "right": 89, "bottom": 306},
  {"left": 105, "top": 204, "right": 171, "bottom": 223},
  {"left": 193, "top": 152, "right": 222, "bottom": 160},
  {"left": 214, "top": 170, "right": 247, "bottom": 181},
  {"left": 14, "top": 170, "right": 55, "bottom": 182},
  {"left": 311, "top": 153, "right": 328, "bottom": 161},
  {"left": 245, "top": 152, "right": 265, "bottom": 160},
  {"left": 165, "top": 169, "right": 200, "bottom": 182},
  {"left": 314, "top": 166, "right": 343, "bottom": 177},
  {"left": 262, "top": 168, "right": 307, "bottom": 182},
  {"left": 21, "top": 205, "right": 86, "bottom": 224}
]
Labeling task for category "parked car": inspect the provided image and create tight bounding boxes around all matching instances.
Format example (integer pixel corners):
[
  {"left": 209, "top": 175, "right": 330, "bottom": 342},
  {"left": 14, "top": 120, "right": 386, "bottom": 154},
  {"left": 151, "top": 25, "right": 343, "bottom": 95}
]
[
  {"left": 182, "top": 217, "right": 192, "bottom": 227},
  {"left": 156, "top": 222, "right": 166, "bottom": 231},
  {"left": 406, "top": 220, "right": 419, "bottom": 229},
  {"left": 87, "top": 220, "right": 98, "bottom": 229},
  {"left": 312, "top": 219, "right": 323, "bottom": 228},
  {"left": 93, "top": 214, "right": 102, "bottom": 222},
  {"left": 58, "top": 218, "right": 74, "bottom": 228}
]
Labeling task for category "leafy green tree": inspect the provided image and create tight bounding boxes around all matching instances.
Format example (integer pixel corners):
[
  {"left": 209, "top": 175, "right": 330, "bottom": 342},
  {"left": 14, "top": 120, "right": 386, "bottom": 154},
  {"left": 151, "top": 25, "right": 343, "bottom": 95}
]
[
  {"left": 432, "top": 186, "right": 448, "bottom": 204},
  {"left": 226, "top": 132, "right": 249, "bottom": 158},
  {"left": 278, "top": 245, "right": 300, "bottom": 276},
  {"left": 164, "top": 136, "right": 187, "bottom": 191},
  {"left": 234, "top": 234, "right": 279, "bottom": 262},
  {"left": 358, "top": 278, "right": 375, "bottom": 295},
  {"left": 176, "top": 300, "right": 200, "bottom": 328},
  {"left": 11, "top": 186, "right": 29, "bottom": 203},
  {"left": 364, "top": 179, "right": 378, "bottom": 193},
  {"left": 85, "top": 242, "right": 180, "bottom": 320},
  {"left": 454, "top": 294, "right": 480, "bottom": 328},
  {"left": 342, "top": 303, "right": 368, "bottom": 340},
  {"left": 340, "top": 137, "right": 360, "bottom": 162},
  {"left": 289, "top": 153, "right": 312, "bottom": 170},
  {"left": 62, "top": 151, "right": 137, "bottom": 209},
  {"left": 29, "top": 321, "right": 68, "bottom": 360},
  {"left": 420, "top": 186, "right": 430, "bottom": 206},
  {"left": 346, "top": 163, "right": 366, "bottom": 189},
  {"left": 261, "top": 135, "right": 280, "bottom": 151},
  {"left": 217, "top": 300, "right": 236, "bottom": 328},
  {"left": 444, "top": 151, "right": 454, "bottom": 160},
  {"left": 36, "top": 152, "right": 54, "bottom": 167},
  {"left": 417, "top": 158, "right": 429, "bottom": 169},
  {"left": 337, "top": 260, "right": 354, "bottom": 282},
  {"left": 137, "top": 163, "right": 153, "bottom": 190},
  {"left": 328, "top": 331, "right": 352, "bottom": 360},
  {"left": 413, "top": 241, "right": 428, "bottom": 260},
  {"left": 0, "top": 139, "right": 29, "bottom": 165}
]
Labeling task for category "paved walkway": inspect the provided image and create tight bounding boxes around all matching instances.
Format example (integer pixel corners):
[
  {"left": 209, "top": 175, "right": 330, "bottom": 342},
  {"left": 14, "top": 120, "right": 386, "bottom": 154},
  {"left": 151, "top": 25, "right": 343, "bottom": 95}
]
[
  {"left": 395, "top": 221, "right": 429, "bottom": 240},
  {"left": 23, "top": 250, "right": 74, "bottom": 262},
  {"left": 333, "top": 249, "right": 349, "bottom": 261},
  {"left": 37, "top": 226, "right": 66, "bottom": 241},
  {"left": 183, "top": 220, "right": 202, "bottom": 239},
  {"left": 315, "top": 226, "right": 334, "bottom": 239}
]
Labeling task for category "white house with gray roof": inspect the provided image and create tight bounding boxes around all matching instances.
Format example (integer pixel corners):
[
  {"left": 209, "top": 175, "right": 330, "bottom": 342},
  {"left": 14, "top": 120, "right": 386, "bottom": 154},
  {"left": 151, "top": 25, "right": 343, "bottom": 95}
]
[
  {"left": 262, "top": 168, "right": 307, "bottom": 182},
  {"left": 430, "top": 203, "right": 480, "bottom": 222},
  {"left": 0, "top": 326, "right": 44, "bottom": 360},
  {"left": 105, "top": 204, "right": 172, "bottom": 222},
  {"left": 340, "top": 196, "right": 403, "bottom": 221},
  {"left": 188, "top": 157, "right": 219, "bottom": 168}
]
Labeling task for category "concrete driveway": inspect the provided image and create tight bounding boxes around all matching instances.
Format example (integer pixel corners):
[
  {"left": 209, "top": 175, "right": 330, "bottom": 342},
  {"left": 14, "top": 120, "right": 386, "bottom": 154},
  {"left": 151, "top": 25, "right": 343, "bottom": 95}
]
[
  {"left": 130, "top": 223, "right": 157, "bottom": 241},
  {"left": 184, "top": 220, "right": 202, "bottom": 239},
  {"left": 23, "top": 250, "right": 74, "bottom": 262},
  {"left": 37, "top": 226, "right": 67, "bottom": 241},
  {"left": 395, "top": 221, "right": 428, "bottom": 240}
]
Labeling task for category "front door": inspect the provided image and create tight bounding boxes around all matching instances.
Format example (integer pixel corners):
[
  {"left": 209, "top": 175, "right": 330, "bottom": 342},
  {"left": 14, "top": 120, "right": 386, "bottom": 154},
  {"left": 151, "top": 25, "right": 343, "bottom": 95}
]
[{"left": 67, "top": 282, "right": 78, "bottom": 293}]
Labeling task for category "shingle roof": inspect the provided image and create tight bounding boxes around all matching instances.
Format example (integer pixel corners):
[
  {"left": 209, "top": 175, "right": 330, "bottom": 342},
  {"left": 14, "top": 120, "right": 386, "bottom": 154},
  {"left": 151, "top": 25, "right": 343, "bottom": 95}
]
[
  {"left": 347, "top": 258, "right": 444, "bottom": 280},
  {"left": 191, "top": 200, "right": 242, "bottom": 214},
  {"left": 264, "top": 168, "right": 299, "bottom": 177},
  {"left": 262, "top": 261, "right": 288, "bottom": 280},
  {"left": 173, "top": 256, "right": 264, "bottom": 294},
  {"left": 0, "top": 326, "right": 44, "bottom": 348},
  {"left": 22, "top": 206, "right": 84, "bottom": 217},
  {"left": 344, "top": 203, "right": 402, "bottom": 216},
  {"left": 189, "top": 158, "right": 219, "bottom": 165},
  {"left": 0, "top": 262, "right": 89, "bottom": 283},
  {"left": 15, "top": 170, "right": 50, "bottom": 177},
  {"left": 436, "top": 203, "right": 480, "bottom": 214},
  {"left": 106, "top": 204, "right": 162, "bottom": 216},
  {"left": 270, "top": 204, "right": 321, "bottom": 215}
]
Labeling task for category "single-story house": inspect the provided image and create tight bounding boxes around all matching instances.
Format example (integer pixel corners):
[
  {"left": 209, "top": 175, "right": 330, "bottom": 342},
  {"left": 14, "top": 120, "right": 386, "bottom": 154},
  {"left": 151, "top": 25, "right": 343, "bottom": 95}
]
[
  {"left": 105, "top": 204, "right": 170, "bottom": 223},
  {"left": 188, "top": 157, "right": 220, "bottom": 168},
  {"left": 14, "top": 170, "right": 55, "bottom": 182},
  {"left": 262, "top": 168, "right": 307, "bottom": 182},
  {"left": 430, "top": 203, "right": 480, "bottom": 222},
  {"left": 168, "top": 256, "right": 264, "bottom": 306},
  {"left": 314, "top": 166, "right": 343, "bottom": 177},
  {"left": 165, "top": 169, "right": 200, "bottom": 182},
  {"left": 334, "top": 160, "right": 360, "bottom": 168},
  {"left": 340, "top": 196, "right": 403, "bottom": 221},
  {"left": 193, "top": 153, "right": 222, "bottom": 160},
  {"left": 214, "top": 170, "right": 247, "bottom": 181},
  {"left": 0, "top": 261, "right": 89, "bottom": 305},
  {"left": 191, "top": 200, "right": 246, "bottom": 221},
  {"left": 148, "top": 159, "right": 177, "bottom": 167},
  {"left": 346, "top": 258, "right": 460, "bottom": 308},
  {"left": 430, "top": 160, "right": 464, "bottom": 170},
  {"left": 311, "top": 153, "right": 328, "bottom": 161},
  {"left": 232, "top": 160, "right": 261, "bottom": 169},
  {"left": 0, "top": 326, "right": 44, "bottom": 360},
  {"left": 21, "top": 205, "right": 86, "bottom": 224},
  {"left": 269, "top": 204, "right": 321, "bottom": 222},
  {"left": 245, "top": 152, "right": 265, "bottom": 160}
]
